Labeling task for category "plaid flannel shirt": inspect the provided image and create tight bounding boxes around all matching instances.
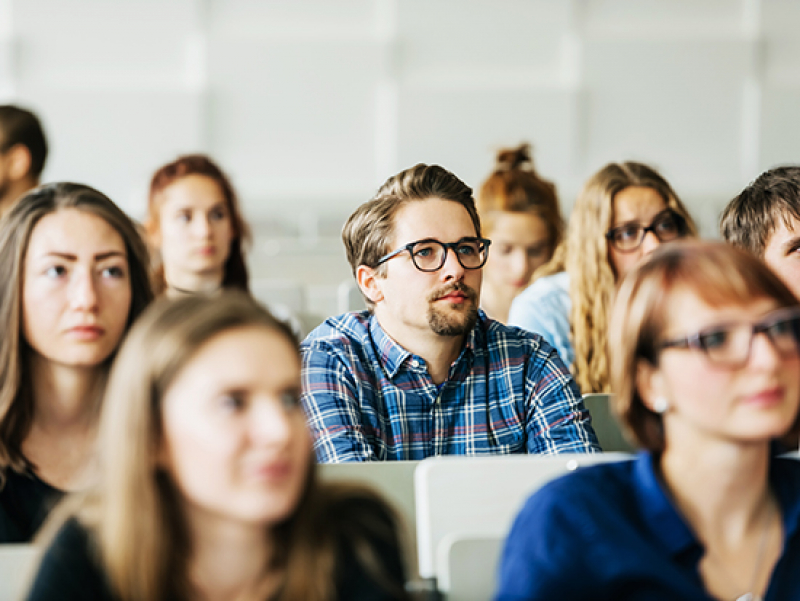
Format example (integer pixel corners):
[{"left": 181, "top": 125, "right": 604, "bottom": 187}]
[{"left": 300, "top": 310, "right": 599, "bottom": 462}]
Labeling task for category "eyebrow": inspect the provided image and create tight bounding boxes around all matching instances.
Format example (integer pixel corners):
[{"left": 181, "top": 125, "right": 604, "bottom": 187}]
[
  {"left": 39, "top": 251, "right": 127, "bottom": 261},
  {"left": 611, "top": 208, "right": 673, "bottom": 228},
  {"left": 780, "top": 235, "right": 800, "bottom": 254}
]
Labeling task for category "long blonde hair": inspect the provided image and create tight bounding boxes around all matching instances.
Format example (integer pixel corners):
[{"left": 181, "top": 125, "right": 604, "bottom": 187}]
[
  {"left": 36, "top": 293, "right": 405, "bottom": 601},
  {"left": 558, "top": 162, "right": 696, "bottom": 393}
]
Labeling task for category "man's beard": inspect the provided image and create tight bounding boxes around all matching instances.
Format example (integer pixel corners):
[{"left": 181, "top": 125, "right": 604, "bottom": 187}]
[{"left": 426, "top": 282, "right": 479, "bottom": 337}]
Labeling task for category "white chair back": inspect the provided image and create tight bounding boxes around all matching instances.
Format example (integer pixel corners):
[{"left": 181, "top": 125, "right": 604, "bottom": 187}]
[
  {"left": 0, "top": 544, "right": 40, "bottom": 599},
  {"left": 414, "top": 453, "right": 633, "bottom": 595}
]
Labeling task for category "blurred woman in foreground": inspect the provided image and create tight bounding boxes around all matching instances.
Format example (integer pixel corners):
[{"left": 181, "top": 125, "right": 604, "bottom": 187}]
[
  {"left": 27, "top": 293, "right": 408, "bottom": 600},
  {"left": 496, "top": 240, "right": 800, "bottom": 600}
]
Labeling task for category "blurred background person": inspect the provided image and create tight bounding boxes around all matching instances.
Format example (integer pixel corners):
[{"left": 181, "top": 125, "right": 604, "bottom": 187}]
[
  {"left": 496, "top": 240, "right": 800, "bottom": 600},
  {"left": 145, "top": 154, "right": 251, "bottom": 297},
  {"left": 509, "top": 161, "right": 696, "bottom": 393},
  {"left": 0, "top": 105, "right": 48, "bottom": 217},
  {"left": 476, "top": 143, "right": 563, "bottom": 323},
  {"left": 26, "top": 293, "right": 407, "bottom": 600},
  {"left": 0, "top": 183, "right": 153, "bottom": 542}
]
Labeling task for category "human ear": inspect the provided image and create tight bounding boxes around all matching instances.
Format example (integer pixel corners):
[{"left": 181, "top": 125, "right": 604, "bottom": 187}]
[
  {"left": 356, "top": 265, "right": 384, "bottom": 305},
  {"left": 635, "top": 359, "right": 668, "bottom": 414},
  {"left": 6, "top": 144, "right": 32, "bottom": 181}
]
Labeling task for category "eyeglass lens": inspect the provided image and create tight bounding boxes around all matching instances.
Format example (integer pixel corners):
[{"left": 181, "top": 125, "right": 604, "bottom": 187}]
[
  {"left": 410, "top": 239, "right": 487, "bottom": 272},
  {"left": 608, "top": 212, "right": 683, "bottom": 252},
  {"left": 698, "top": 314, "right": 800, "bottom": 366}
]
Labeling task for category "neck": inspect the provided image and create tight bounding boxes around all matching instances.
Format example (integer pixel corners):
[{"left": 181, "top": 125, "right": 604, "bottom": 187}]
[
  {"left": 660, "top": 435, "right": 773, "bottom": 540},
  {"left": 374, "top": 309, "right": 465, "bottom": 385},
  {"left": 479, "top": 284, "right": 513, "bottom": 324},
  {"left": 164, "top": 269, "right": 223, "bottom": 298},
  {"left": 187, "top": 507, "right": 273, "bottom": 601},
  {"left": 29, "top": 354, "right": 102, "bottom": 431}
]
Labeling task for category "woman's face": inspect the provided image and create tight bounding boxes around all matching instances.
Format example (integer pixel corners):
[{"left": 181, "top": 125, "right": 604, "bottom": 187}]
[
  {"left": 154, "top": 174, "right": 234, "bottom": 283},
  {"left": 160, "top": 325, "right": 311, "bottom": 528},
  {"left": 22, "top": 208, "right": 132, "bottom": 369},
  {"left": 640, "top": 288, "right": 800, "bottom": 447},
  {"left": 483, "top": 212, "right": 551, "bottom": 295},
  {"left": 607, "top": 186, "right": 669, "bottom": 279}
]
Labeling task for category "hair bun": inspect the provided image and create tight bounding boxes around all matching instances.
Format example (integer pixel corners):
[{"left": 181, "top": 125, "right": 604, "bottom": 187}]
[{"left": 496, "top": 143, "right": 533, "bottom": 171}]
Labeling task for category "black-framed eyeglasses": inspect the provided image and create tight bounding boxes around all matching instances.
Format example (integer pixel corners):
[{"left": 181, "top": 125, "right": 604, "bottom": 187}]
[
  {"left": 605, "top": 209, "right": 688, "bottom": 253},
  {"left": 375, "top": 237, "right": 492, "bottom": 272},
  {"left": 659, "top": 307, "right": 800, "bottom": 368}
]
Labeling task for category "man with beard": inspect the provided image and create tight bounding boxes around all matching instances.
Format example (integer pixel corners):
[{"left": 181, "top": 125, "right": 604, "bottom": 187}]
[
  {"left": 300, "top": 164, "right": 599, "bottom": 462},
  {"left": 0, "top": 105, "right": 48, "bottom": 217}
]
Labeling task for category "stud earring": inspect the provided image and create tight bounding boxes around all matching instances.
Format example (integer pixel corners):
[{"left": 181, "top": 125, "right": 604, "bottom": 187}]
[{"left": 652, "top": 397, "right": 669, "bottom": 414}]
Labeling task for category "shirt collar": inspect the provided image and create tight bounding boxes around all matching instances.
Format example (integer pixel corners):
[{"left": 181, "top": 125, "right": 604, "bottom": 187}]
[{"left": 367, "top": 310, "right": 485, "bottom": 380}]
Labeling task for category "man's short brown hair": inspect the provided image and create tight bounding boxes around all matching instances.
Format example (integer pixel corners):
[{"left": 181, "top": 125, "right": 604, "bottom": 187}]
[
  {"left": 342, "top": 164, "right": 482, "bottom": 309},
  {"left": 720, "top": 165, "right": 800, "bottom": 257}
]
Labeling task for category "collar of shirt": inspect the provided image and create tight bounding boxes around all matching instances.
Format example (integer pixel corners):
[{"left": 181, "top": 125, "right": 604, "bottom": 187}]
[
  {"left": 366, "top": 311, "right": 482, "bottom": 380},
  {"left": 633, "top": 450, "right": 800, "bottom": 562}
]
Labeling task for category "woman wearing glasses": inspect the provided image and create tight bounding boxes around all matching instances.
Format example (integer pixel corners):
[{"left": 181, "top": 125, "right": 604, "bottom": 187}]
[
  {"left": 495, "top": 240, "right": 800, "bottom": 600},
  {"left": 509, "top": 161, "right": 696, "bottom": 393}
]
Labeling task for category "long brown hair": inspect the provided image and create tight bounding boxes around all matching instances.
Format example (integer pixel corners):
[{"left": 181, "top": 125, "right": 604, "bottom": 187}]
[
  {"left": 37, "top": 293, "right": 406, "bottom": 601},
  {"left": 145, "top": 154, "right": 252, "bottom": 294},
  {"left": 551, "top": 161, "right": 697, "bottom": 393},
  {"left": 0, "top": 183, "right": 153, "bottom": 483}
]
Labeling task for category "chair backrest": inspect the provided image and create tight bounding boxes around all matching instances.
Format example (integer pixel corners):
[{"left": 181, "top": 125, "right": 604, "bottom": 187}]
[
  {"left": 438, "top": 534, "right": 504, "bottom": 601},
  {"left": 0, "top": 544, "right": 40, "bottom": 599},
  {"left": 318, "top": 461, "right": 420, "bottom": 577},
  {"left": 583, "top": 393, "right": 636, "bottom": 453},
  {"left": 414, "top": 453, "right": 633, "bottom": 584}
]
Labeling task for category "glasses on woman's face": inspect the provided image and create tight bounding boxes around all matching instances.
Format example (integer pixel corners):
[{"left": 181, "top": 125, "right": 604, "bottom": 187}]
[
  {"left": 659, "top": 307, "right": 800, "bottom": 368},
  {"left": 376, "top": 237, "right": 492, "bottom": 272},
  {"left": 605, "top": 209, "right": 687, "bottom": 253}
]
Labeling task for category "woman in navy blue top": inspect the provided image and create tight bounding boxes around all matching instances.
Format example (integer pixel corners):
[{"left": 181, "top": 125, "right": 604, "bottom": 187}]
[{"left": 496, "top": 240, "right": 800, "bottom": 601}]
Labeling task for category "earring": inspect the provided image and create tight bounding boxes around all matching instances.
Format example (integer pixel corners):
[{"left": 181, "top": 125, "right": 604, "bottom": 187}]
[{"left": 652, "top": 397, "right": 669, "bottom": 414}]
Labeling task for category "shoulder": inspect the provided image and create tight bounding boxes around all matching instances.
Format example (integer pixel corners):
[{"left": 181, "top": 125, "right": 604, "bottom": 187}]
[
  {"left": 322, "top": 485, "right": 408, "bottom": 600},
  {"left": 26, "top": 518, "right": 114, "bottom": 601},
  {"left": 301, "top": 311, "right": 371, "bottom": 352},
  {"left": 515, "top": 272, "right": 570, "bottom": 306},
  {"left": 514, "top": 459, "right": 637, "bottom": 531}
]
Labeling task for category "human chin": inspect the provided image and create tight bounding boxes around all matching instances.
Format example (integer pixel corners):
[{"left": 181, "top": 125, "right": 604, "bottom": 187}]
[{"left": 427, "top": 301, "right": 478, "bottom": 337}]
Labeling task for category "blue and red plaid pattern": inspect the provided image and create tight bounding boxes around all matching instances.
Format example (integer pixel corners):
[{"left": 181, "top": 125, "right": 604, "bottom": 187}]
[{"left": 301, "top": 310, "right": 600, "bottom": 462}]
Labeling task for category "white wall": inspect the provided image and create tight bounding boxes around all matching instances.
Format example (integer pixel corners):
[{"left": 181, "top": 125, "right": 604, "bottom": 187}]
[{"left": 1, "top": 0, "right": 799, "bottom": 321}]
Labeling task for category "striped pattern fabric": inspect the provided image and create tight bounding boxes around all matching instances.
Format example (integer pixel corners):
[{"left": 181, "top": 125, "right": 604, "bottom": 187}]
[{"left": 301, "top": 310, "right": 600, "bottom": 462}]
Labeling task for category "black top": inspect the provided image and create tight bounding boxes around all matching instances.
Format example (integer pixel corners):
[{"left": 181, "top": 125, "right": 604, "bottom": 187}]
[
  {"left": 25, "top": 494, "right": 408, "bottom": 600},
  {"left": 0, "top": 469, "right": 65, "bottom": 543}
]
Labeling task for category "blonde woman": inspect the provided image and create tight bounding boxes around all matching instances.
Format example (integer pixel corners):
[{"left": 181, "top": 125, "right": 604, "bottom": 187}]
[
  {"left": 476, "top": 143, "right": 563, "bottom": 323},
  {"left": 26, "top": 293, "right": 407, "bottom": 601},
  {"left": 0, "top": 183, "right": 153, "bottom": 542},
  {"left": 509, "top": 161, "right": 696, "bottom": 393},
  {"left": 496, "top": 241, "right": 800, "bottom": 599}
]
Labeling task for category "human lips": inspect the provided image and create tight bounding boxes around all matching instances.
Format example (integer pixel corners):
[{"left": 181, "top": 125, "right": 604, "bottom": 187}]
[
  {"left": 742, "top": 385, "right": 785, "bottom": 408},
  {"left": 431, "top": 284, "right": 477, "bottom": 304},
  {"left": 248, "top": 459, "right": 294, "bottom": 483},
  {"left": 67, "top": 325, "right": 105, "bottom": 340}
]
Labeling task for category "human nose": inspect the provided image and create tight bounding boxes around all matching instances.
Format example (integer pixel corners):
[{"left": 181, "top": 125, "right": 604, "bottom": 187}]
[
  {"left": 250, "top": 398, "right": 293, "bottom": 447},
  {"left": 639, "top": 228, "right": 662, "bottom": 255},
  {"left": 440, "top": 245, "right": 466, "bottom": 281},
  {"left": 193, "top": 214, "right": 212, "bottom": 238},
  {"left": 70, "top": 269, "right": 99, "bottom": 311},
  {"left": 747, "top": 329, "right": 784, "bottom": 369}
]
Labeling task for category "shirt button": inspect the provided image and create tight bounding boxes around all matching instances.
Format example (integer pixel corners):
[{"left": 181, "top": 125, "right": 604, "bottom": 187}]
[{"left": 411, "top": 359, "right": 420, "bottom": 368}]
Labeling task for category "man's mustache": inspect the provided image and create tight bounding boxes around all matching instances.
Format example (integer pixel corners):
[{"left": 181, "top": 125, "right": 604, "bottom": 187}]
[{"left": 427, "top": 282, "right": 478, "bottom": 303}]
